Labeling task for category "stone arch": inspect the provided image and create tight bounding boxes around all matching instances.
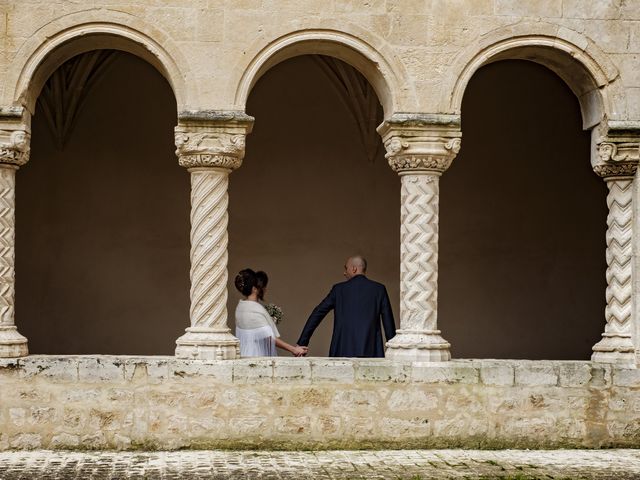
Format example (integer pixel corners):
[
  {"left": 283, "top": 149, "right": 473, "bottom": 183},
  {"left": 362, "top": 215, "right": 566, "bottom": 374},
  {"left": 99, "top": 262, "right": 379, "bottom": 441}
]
[
  {"left": 447, "top": 22, "right": 624, "bottom": 129},
  {"left": 233, "top": 29, "right": 408, "bottom": 117},
  {"left": 9, "top": 9, "right": 194, "bottom": 113}
]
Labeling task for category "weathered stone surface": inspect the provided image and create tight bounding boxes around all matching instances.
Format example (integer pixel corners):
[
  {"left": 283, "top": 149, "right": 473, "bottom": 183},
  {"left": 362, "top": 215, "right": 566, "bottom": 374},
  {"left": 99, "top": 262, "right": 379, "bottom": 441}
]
[
  {"left": 169, "top": 359, "right": 233, "bottom": 383},
  {"left": 232, "top": 359, "right": 274, "bottom": 384},
  {"left": 78, "top": 357, "right": 124, "bottom": 383},
  {"left": 515, "top": 364, "right": 558, "bottom": 386},
  {"left": 387, "top": 388, "right": 439, "bottom": 411},
  {"left": 51, "top": 432, "right": 80, "bottom": 448},
  {"left": 412, "top": 363, "right": 479, "bottom": 384},
  {"left": 355, "top": 360, "right": 410, "bottom": 383},
  {"left": 310, "top": 359, "right": 355, "bottom": 383},
  {"left": 1, "top": 357, "right": 640, "bottom": 450},
  {"left": 274, "top": 359, "right": 311, "bottom": 384},
  {"left": 19, "top": 356, "right": 78, "bottom": 381},
  {"left": 558, "top": 362, "right": 592, "bottom": 387},
  {"left": 9, "top": 433, "right": 41, "bottom": 449},
  {"left": 480, "top": 363, "right": 514, "bottom": 386},
  {"left": 613, "top": 368, "right": 640, "bottom": 387}
]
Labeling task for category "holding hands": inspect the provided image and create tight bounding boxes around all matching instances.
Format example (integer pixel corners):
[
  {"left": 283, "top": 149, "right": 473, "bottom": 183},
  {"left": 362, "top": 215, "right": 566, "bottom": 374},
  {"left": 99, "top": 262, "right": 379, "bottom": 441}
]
[{"left": 291, "top": 344, "right": 308, "bottom": 357}]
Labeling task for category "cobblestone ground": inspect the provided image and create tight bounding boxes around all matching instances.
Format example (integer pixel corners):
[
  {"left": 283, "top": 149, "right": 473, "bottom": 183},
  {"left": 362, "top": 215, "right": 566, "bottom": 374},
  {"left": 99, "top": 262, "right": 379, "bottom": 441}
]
[{"left": 0, "top": 449, "right": 639, "bottom": 479}]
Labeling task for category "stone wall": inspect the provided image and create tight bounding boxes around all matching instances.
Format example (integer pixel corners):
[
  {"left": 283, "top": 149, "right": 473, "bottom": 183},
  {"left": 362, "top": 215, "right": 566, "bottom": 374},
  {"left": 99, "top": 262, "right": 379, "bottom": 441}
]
[
  {"left": 1, "top": 1, "right": 638, "bottom": 119},
  {"left": 1, "top": 356, "right": 639, "bottom": 450}
]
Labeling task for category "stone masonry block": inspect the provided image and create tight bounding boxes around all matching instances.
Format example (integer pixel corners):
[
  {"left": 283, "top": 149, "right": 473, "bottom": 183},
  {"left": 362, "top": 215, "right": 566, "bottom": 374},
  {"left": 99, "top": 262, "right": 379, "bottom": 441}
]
[
  {"left": 0, "top": 358, "right": 18, "bottom": 369},
  {"left": 412, "top": 363, "right": 479, "bottom": 384},
  {"left": 558, "top": 362, "right": 592, "bottom": 387},
  {"left": 19, "top": 357, "right": 78, "bottom": 381},
  {"left": 273, "top": 359, "right": 311, "bottom": 384},
  {"left": 228, "top": 416, "right": 271, "bottom": 436},
  {"left": 77, "top": 357, "right": 125, "bottom": 383},
  {"left": 495, "top": 0, "right": 562, "bottom": 17},
  {"left": 233, "top": 359, "right": 274, "bottom": 384},
  {"left": 515, "top": 364, "right": 558, "bottom": 386},
  {"left": 275, "top": 415, "right": 311, "bottom": 435},
  {"left": 50, "top": 432, "right": 80, "bottom": 448},
  {"left": 380, "top": 416, "right": 430, "bottom": 437},
  {"left": 0, "top": 358, "right": 19, "bottom": 379},
  {"left": 387, "top": 388, "right": 439, "bottom": 411},
  {"left": 613, "top": 368, "right": 640, "bottom": 387},
  {"left": 480, "top": 363, "right": 514, "bottom": 386},
  {"left": 169, "top": 359, "right": 233, "bottom": 383},
  {"left": 9, "top": 433, "right": 42, "bottom": 449},
  {"left": 310, "top": 359, "right": 355, "bottom": 383},
  {"left": 123, "top": 358, "right": 149, "bottom": 382},
  {"left": 563, "top": 0, "right": 622, "bottom": 19},
  {"left": 355, "top": 359, "right": 410, "bottom": 383}
]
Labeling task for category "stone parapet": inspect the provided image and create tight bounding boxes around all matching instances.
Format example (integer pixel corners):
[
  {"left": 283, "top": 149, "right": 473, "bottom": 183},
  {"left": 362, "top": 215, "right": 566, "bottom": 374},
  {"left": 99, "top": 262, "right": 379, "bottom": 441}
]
[{"left": 0, "top": 356, "right": 638, "bottom": 450}]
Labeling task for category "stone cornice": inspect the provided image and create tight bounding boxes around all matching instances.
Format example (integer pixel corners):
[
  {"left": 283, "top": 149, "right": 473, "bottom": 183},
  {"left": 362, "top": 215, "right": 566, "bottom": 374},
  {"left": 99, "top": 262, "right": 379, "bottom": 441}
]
[
  {"left": 0, "top": 107, "right": 25, "bottom": 121},
  {"left": 379, "top": 113, "right": 461, "bottom": 129},
  {"left": 378, "top": 115, "right": 462, "bottom": 174},
  {"left": 178, "top": 110, "right": 254, "bottom": 128}
]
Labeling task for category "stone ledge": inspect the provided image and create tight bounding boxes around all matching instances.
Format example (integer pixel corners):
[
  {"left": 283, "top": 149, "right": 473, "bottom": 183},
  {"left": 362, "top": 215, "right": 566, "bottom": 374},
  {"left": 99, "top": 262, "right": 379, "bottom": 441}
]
[{"left": 1, "top": 356, "right": 630, "bottom": 387}]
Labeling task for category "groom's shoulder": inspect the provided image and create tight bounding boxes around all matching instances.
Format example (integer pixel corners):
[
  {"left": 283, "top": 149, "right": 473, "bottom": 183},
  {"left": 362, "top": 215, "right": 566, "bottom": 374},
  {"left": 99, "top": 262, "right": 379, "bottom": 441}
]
[{"left": 366, "top": 278, "right": 388, "bottom": 291}]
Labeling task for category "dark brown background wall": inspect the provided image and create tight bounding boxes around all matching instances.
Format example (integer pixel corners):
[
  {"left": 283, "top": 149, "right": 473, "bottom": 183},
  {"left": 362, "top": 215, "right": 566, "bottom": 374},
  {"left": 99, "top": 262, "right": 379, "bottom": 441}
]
[
  {"left": 16, "top": 52, "right": 606, "bottom": 359},
  {"left": 439, "top": 60, "right": 607, "bottom": 360}
]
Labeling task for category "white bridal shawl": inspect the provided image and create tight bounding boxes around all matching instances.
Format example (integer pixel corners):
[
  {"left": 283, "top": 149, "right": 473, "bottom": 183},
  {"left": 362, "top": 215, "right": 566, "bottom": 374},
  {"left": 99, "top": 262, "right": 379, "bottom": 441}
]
[{"left": 235, "top": 300, "right": 280, "bottom": 357}]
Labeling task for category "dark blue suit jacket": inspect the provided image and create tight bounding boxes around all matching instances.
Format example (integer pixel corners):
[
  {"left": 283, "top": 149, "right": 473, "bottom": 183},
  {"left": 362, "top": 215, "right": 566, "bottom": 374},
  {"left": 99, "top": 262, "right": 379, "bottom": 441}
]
[{"left": 297, "top": 275, "right": 396, "bottom": 357}]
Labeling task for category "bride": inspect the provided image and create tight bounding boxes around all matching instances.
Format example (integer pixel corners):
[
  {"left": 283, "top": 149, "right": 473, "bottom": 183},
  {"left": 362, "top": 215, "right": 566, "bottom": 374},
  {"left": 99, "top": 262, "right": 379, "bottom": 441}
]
[{"left": 234, "top": 269, "right": 307, "bottom": 357}]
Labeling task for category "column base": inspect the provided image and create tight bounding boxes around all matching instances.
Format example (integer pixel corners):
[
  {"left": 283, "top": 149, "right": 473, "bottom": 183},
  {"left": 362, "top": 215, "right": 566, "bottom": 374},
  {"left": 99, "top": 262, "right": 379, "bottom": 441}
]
[
  {"left": 0, "top": 325, "right": 28, "bottom": 358},
  {"left": 385, "top": 330, "right": 451, "bottom": 362},
  {"left": 175, "top": 327, "right": 240, "bottom": 360},
  {"left": 592, "top": 333, "right": 637, "bottom": 367}
]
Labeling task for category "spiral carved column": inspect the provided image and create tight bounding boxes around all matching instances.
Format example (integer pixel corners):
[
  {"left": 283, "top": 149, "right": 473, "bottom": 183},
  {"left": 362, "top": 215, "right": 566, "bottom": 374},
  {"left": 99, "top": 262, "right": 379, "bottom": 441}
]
[
  {"left": 378, "top": 115, "right": 461, "bottom": 361},
  {"left": 174, "top": 112, "right": 253, "bottom": 360},
  {"left": 592, "top": 137, "right": 639, "bottom": 366},
  {"left": 0, "top": 121, "right": 30, "bottom": 358}
]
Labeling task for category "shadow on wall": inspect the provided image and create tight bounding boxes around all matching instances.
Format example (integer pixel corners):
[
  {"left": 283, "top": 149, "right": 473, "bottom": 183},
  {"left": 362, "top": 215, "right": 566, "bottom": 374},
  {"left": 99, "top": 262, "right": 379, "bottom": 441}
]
[
  {"left": 439, "top": 60, "right": 607, "bottom": 360},
  {"left": 16, "top": 52, "right": 190, "bottom": 355}
]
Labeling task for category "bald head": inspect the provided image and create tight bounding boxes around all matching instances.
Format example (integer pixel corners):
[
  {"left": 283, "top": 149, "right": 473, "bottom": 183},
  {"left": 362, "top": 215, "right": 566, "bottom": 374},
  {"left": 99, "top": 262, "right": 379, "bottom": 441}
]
[{"left": 344, "top": 255, "right": 367, "bottom": 279}]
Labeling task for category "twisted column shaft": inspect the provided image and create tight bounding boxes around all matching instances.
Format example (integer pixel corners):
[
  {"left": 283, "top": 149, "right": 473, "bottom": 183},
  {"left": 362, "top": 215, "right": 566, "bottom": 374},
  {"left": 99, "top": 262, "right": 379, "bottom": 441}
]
[
  {"left": 400, "top": 173, "right": 440, "bottom": 331},
  {"left": 378, "top": 116, "right": 460, "bottom": 362},
  {"left": 0, "top": 122, "right": 29, "bottom": 358},
  {"left": 385, "top": 172, "right": 450, "bottom": 361},
  {"left": 189, "top": 169, "right": 229, "bottom": 329},
  {"left": 175, "top": 167, "right": 240, "bottom": 360},
  {"left": 592, "top": 177, "right": 635, "bottom": 364},
  {"left": 173, "top": 113, "right": 252, "bottom": 360}
]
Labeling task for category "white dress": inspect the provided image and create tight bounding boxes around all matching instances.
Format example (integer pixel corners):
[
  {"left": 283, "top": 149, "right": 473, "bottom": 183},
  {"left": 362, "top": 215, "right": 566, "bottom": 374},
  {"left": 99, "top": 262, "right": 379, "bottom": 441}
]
[{"left": 235, "top": 299, "right": 281, "bottom": 357}]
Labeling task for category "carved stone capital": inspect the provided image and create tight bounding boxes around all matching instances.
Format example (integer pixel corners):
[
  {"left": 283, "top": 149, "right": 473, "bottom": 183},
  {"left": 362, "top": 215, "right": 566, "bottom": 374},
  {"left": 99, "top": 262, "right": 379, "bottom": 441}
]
[
  {"left": 593, "top": 141, "right": 639, "bottom": 178},
  {"left": 377, "top": 114, "right": 462, "bottom": 174},
  {"left": 175, "top": 111, "right": 254, "bottom": 171},
  {"left": 592, "top": 123, "right": 640, "bottom": 179},
  {"left": 0, "top": 128, "right": 30, "bottom": 167}
]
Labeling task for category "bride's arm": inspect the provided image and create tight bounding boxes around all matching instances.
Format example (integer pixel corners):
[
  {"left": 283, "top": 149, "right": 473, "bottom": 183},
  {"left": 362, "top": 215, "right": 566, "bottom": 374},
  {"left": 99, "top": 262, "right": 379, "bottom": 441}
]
[{"left": 275, "top": 338, "right": 308, "bottom": 356}]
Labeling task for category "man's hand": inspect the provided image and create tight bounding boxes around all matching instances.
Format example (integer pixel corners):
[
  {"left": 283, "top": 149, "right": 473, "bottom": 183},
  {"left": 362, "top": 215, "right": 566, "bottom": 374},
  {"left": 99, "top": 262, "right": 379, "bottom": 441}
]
[{"left": 291, "top": 344, "right": 308, "bottom": 357}]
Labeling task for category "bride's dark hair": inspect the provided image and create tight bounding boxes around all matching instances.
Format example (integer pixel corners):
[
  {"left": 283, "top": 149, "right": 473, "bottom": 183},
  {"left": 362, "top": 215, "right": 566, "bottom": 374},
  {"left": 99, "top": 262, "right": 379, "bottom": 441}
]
[
  {"left": 235, "top": 268, "right": 257, "bottom": 296},
  {"left": 255, "top": 271, "right": 268, "bottom": 300}
]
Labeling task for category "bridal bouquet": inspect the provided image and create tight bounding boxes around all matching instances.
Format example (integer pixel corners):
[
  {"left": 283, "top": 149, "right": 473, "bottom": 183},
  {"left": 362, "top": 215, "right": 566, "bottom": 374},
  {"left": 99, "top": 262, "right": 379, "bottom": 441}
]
[{"left": 264, "top": 303, "right": 284, "bottom": 324}]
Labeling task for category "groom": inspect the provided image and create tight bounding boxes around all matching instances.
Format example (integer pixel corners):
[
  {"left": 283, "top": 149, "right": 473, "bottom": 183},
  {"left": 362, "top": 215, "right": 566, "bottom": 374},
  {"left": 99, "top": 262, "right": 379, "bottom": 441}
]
[{"left": 296, "top": 256, "right": 396, "bottom": 357}]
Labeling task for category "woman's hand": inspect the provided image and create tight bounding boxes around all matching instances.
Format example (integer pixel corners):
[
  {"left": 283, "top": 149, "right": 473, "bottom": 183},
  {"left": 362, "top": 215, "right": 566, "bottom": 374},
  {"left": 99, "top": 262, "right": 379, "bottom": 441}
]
[{"left": 291, "top": 345, "right": 308, "bottom": 357}]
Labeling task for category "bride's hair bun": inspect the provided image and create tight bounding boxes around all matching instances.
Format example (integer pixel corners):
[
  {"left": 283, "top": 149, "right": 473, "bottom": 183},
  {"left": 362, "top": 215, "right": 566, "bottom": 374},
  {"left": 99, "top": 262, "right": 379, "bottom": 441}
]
[{"left": 235, "top": 268, "right": 257, "bottom": 296}]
